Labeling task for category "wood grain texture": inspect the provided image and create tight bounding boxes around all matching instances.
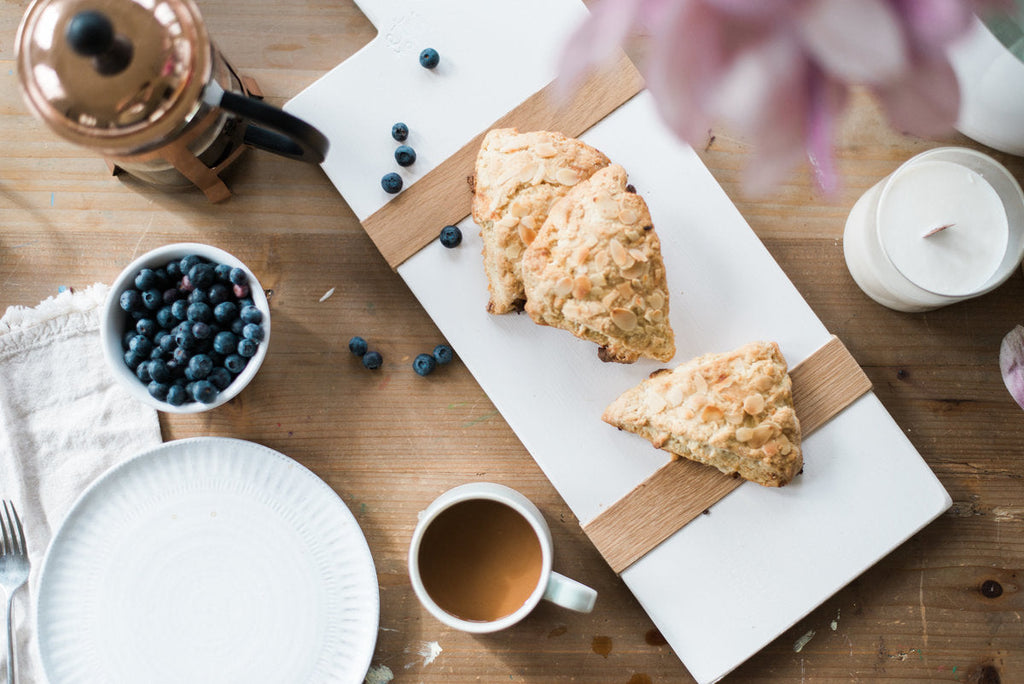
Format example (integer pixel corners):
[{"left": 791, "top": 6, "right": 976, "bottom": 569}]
[
  {"left": 362, "top": 50, "right": 644, "bottom": 268},
  {"left": 1, "top": 1, "right": 1022, "bottom": 682},
  {"left": 584, "top": 335, "right": 872, "bottom": 574}
]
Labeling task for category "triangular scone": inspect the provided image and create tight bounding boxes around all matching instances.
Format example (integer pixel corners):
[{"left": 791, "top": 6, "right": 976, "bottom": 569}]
[
  {"left": 472, "top": 128, "right": 610, "bottom": 314},
  {"left": 521, "top": 164, "right": 675, "bottom": 363},
  {"left": 602, "top": 341, "right": 802, "bottom": 486}
]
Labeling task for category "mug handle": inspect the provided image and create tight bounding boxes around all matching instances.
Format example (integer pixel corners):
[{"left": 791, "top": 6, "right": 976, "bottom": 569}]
[
  {"left": 542, "top": 571, "right": 597, "bottom": 613},
  {"left": 205, "top": 81, "right": 329, "bottom": 165}
]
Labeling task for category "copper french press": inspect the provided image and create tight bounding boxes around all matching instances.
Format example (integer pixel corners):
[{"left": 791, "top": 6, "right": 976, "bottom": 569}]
[{"left": 15, "top": 0, "right": 328, "bottom": 202}]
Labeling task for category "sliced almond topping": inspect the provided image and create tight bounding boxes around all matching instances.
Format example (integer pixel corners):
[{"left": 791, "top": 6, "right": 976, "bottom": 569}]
[
  {"left": 725, "top": 411, "right": 745, "bottom": 425},
  {"left": 646, "top": 393, "right": 668, "bottom": 413},
  {"left": 590, "top": 273, "right": 607, "bottom": 288},
  {"left": 748, "top": 424, "right": 774, "bottom": 448},
  {"left": 518, "top": 222, "right": 537, "bottom": 246},
  {"left": 619, "top": 208, "right": 638, "bottom": 225},
  {"left": 553, "top": 276, "right": 574, "bottom": 297},
  {"left": 593, "top": 249, "right": 611, "bottom": 268},
  {"left": 615, "top": 282, "right": 633, "bottom": 298},
  {"left": 509, "top": 200, "right": 530, "bottom": 217},
  {"left": 693, "top": 373, "right": 708, "bottom": 395},
  {"left": 754, "top": 375, "right": 774, "bottom": 392},
  {"left": 700, "top": 405, "right": 725, "bottom": 423},
  {"left": 687, "top": 393, "right": 707, "bottom": 411},
  {"left": 572, "top": 275, "right": 592, "bottom": 299},
  {"left": 520, "top": 215, "right": 537, "bottom": 231},
  {"left": 736, "top": 426, "right": 754, "bottom": 443},
  {"left": 570, "top": 246, "right": 591, "bottom": 268},
  {"left": 629, "top": 248, "right": 648, "bottom": 263},
  {"left": 555, "top": 167, "right": 580, "bottom": 186},
  {"left": 763, "top": 441, "right": 779, "bottom": 457},
  {"left": 647, "top": 291, "right": 665, "bottom": 310},
  {"left": 562, "top": 300, "right": 581, "bottom": 318},
  {"left": 665, "top": 385, "right": 685, "bottom": 407},
  {"left": 519, "top": 163, "right": 541, "bottom": 183},
  {"left": 597, "top": 198, "right": 620, "bottom": 218},
  {"left": 608, "top": 238, "right": 630, "bottom": 268},
  {"left": 743, "top": 394, "right": 766, "bottom": 416},
  {"left": 534, "top": 142, "right": 558, "bottom": 158},
  {"left": 779, "top": 436, "right": 792, "bottom": 455},
  {"left": 645, "top": 308, "right": 664, "bottom": 323},
  {"left": 496, "top": 215, "right": 520, "bottom": 230},
  {"left": 601, "top": 290, "right": 618, "bottom": 309},
  {"left": 610, "top": 308, "right": 638, "bottom": 331},
  {"left": 621, "top": 262, "right": 644, "bottom": 279}
]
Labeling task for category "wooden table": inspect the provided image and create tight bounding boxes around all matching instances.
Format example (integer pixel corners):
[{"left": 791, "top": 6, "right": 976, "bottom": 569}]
[{"left": 3, "top": 1, "right": 1023, "bottom": 682}]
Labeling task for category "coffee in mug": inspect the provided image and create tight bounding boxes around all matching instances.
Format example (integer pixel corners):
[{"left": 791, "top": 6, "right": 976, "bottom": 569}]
[{"left": 409, "top": 483, "right": 597, "bottom": 633}]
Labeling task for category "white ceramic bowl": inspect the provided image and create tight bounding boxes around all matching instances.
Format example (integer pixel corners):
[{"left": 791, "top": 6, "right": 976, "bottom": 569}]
[{"left": 101, "top": 243, "right": 271, "bottom": 413}]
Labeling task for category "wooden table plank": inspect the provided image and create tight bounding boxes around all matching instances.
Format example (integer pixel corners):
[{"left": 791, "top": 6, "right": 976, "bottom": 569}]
[{"left": 1, "top": 2, "right": 1022, "bottom": 682}]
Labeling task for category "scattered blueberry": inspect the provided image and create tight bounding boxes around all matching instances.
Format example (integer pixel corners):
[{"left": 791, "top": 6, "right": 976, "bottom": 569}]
[
  {"left": 187, "top": 302, "right": 212, "bottom": 323},
  {"left": 349, "top": 336, "right": 368, "bottom": 356},
  {"left": 419, "top": 48, "right": 440, "bottom": 69},
  {"left": 228, "top": 267, "right": 248, "bottom": 285},
  {"left": 237, "top": 337, "right": 258, "bottom": 358},
  {"left": 166, "top": 384, "right": 188, "bottom": 406},
  {"left": 191, "top": 321, "right": 212, "bottom": 340},
  {"left": 395, "top": 145, "right": 416, "bottom": 167},
  {"left": 134, "top": 269, "right": 158, "bottom": 290},
  {"left": 433, "top": 344, "right": 454, "bottom": 365},
  {"left": 439, "top": 225, "right": 462, "bottom": 248},
  {"left": 179, "top": 254, "right": 203, "bottom": 275},
  {"left": 214, "top": 264, "right": 233, "bottom": 283},
  {"left": 191, "top": 380, "right": 217, "bottom": 404},
  {"left": 362, "top": 350, "right": 383, "bottom": 370},
  {"left": 208, "top": 283, "right": 231, "bottom": 305},
  {"left": 136, "top": 362, "right": 153, "bottom": 383},
  {"left": 213, "top": 331, "right": 238, "bottom": 355},
  {"left": 171, "top": 299, "right": 188, "bottom": 321},
  {"left": 413, "top": 353, "right": 437, "bottom": 376},
  {"left": 188, "top": 288, "right": 209, "bottom": 304},
  {"left": 391, "top": 122, "right": 409, "bottom": 142},
  {"left": 239, "top": 305, "right": 262, "bottom": 325},
  {"left": 242, "top": 323, "right": 264, "bottom": 341},
  {"left": 224, "top": 354, "right": 246, "bottom": 374},
  {"left": 381, "top": 172, "right": 403, "bottom": 194},
  {"left": 208, "top": 367, "right": 233, "bottom": 390},
  {"left": 214, "top": 301, "right": 238, "bottom": 324},
  {"left": 119, "top": 290, "right": 142, "bottom": 313},
  {"left": 187, "top": 354, "right": 214, "bottom": 380},
  {"left": 188, "top": 263, "right": 216, "bottom": 289},
  {"left": 147, "top": 381, "right": 170, "bottom": 401},
  {"left": 149, "top": 359, "right": 172, "bottom": 383}
]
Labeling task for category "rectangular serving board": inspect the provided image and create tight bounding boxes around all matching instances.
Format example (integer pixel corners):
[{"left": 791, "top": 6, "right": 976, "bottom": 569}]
[{"left": 286, "top": 2, "right": 951, "bottom": 681}]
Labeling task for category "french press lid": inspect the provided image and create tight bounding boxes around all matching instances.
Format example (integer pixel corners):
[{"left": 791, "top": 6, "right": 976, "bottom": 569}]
[{"left": 15, "top": 0, "right": 212, "bottom": 157}]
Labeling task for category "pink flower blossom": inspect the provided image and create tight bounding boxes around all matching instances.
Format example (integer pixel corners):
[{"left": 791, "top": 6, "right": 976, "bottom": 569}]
[
  {"left": 559, "top": 0, "right": 1009, "bottom": 194},
  {"left": 1001, "top": 325, "right": 1024, "bottom": 410}
]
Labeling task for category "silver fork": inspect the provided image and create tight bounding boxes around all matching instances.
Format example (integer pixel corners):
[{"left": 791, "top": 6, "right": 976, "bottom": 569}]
[{"left": 0, "top": 502, "right": 29, "bottom": 684}]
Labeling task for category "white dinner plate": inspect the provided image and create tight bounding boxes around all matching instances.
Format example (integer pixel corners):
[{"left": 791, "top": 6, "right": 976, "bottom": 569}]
[{"left": 35, "top": 437, "right": 379, "bottom": 684}]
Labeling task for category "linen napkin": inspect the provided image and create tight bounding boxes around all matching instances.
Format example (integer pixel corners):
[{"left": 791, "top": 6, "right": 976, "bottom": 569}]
[{"left": 0, "top": 283, "right": 162, "bottom": 683}]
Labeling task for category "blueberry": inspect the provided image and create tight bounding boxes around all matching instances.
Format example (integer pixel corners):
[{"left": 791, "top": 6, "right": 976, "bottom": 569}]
[
  {"left": 208, "top": 366, "right": 233, "bottom": 390},
  {"left": 166, "top": 384, "right": 188, "bottom": 406},
  {"left": 149, "top": 346, "right": 165, "bottom": 361},
  {"left": 413, "top": 353, "right": 437, "bottom": 376},
  {"left": 172, "top": 347, "right": 190, "bottom": 365},
  {"left": 230, "top": 318, "right": 246, "bottom": 336},
  {"left": 129, "top": 334, "right": 153, "bottom": 357},
  {"left": 136, "top": 361, "right": 152, "bottom": 383},
  {"left": 239, "top": 298, "right": 255, "bottom": 309},
  {"left": 162, "top": 288, "right": 181, "bottom": 305},
  {"left": 147, "top": 381, "right": 170, "bottom": 401},
  {"left": 178, "top": 275, "right": 194, "bottom": 293},
  {"left": 439, "top": 225, "right": 462, "bottom": 248},
  {"left": 419, "top": 47, "right": 440, "bottom": 69},
  {"left": 188, "top": 263, "right": 216, "bottom": 290},
  {"left": 191, "top": 380, "right": 218, "bottom": 404},
  {"left": 242, "top": 323, "right": 264, "bottom": 341},
  {"left": 192, "top": 321, "right": 212, "bottom": 340},
  {"left": 140, "top": 288, "right": 161, "bottom": 310},
  {"left": 174, "top": 329, "right": 197, "bottom": 351},
  {"left": 381, "top": 172, "right": 403, "bottom": 194},
  {"left": 124, "top": 349, "right": 145, "bottom": 370},
  {"left": 149, "top": 359, "right": 172, "bottom": 383},
  {"left": 214, "top": 264, "right": 233, "bottom": 283},
  {"left": 362, "top": 350, "right": 383, "bottom": 370},
  {"left": 119, "top": 289, "right": 142, "bottom": 313},
  {"left": 187, "top": 354, "right": 213, "bottom": 380},
  {"left": 136, "top": 318, "right": 158, "bottom": 338},
  {"left": 237, "top": 337, "right": 258, "bottom": 358},
  {"left": 121, "top": 329, "right": 136, "bottom": 350},
  {"left": 232, "top": 283, "right": 250, "bottom": 299},
  {"left": 433, "top": 344, "right": 454, "bottom": 365},
  {"left": 213, "top": 301, "right": 238, "bottom": 324},
  {"left": 171, "top": 299, "right": 189, "bottom": 321},
  {"left": 224, "top": 354, "right": 247, "bottom": 374},
  {"left": 239, "top": 305, "right": 263, "bottom": 325},
  {"left": 208, "top": 283, "right": 231, "bottom": 305},
  {"left": 159, "top": 333, "right": 176, "bottom": 353},
  {"left": 395, "top": 145, "right": 416, "bottom": 167},
  {"left": 166, "top": 260, "right": 181, "bottom": 279},
  {"left": 348, "top": 336, "right": 368, "bottom": 356},
  {"left": 213, "top": 331, "right": 238, "bottom": 355},
  {"left": 187, "top": 302, "right": 212, "bottom": 323},
  {"left": 179, "top": 254, "right": 203, "bottom": 275},
  {"left": 188, "top": 288, "right": 209, "bottom": 304},
  {"left": 134, "top": 269, "right": 158, "bottom": 290},
  {"left": 228, "top": 267, "right": 248, "bottom": 286},
  {"left": 391, "top": 122, "right": 409, "bottom": 142}
]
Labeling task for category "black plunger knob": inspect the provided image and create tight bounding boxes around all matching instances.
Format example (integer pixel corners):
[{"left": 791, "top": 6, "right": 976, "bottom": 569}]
[{"left": 66, "top": 10, "right": 114, "bottom": 57}]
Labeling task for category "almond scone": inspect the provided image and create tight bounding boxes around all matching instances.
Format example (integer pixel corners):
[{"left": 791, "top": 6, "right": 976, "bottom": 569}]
[
  {"left": 602, "top": 341, "right": 802, "bottom": 486},
  {"left": 521, "top": 164, "right": 675, "bottom": 363},
  {"left": 472, "top": 128, "right": 610, "bottom": 314}
]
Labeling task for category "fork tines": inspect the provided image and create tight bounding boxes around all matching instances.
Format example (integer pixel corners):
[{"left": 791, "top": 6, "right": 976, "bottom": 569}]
[{"left": 0, "top": 501, "right": 26, "bottom": 558}]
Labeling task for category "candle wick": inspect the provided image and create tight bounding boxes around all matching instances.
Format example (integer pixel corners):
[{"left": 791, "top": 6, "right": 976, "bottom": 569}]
[{"left": 922, "top": 223, "right": 955, "bottom": 238}]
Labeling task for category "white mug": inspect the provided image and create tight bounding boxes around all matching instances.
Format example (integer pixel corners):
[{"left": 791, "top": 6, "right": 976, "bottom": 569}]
[{"left": 408, "top": 482, "right": 597, "bottom": 633}]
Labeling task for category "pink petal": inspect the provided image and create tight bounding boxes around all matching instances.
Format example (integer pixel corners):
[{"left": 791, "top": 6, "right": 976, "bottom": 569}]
[
  {"left": 896, "top": 0, "right": 973, "bottom": 50},
  {"left": 701, "top": 0, "right": 796, "bottom": 18},
  {"left": 797, "top": 0, "right": 908, "bottom": 83},
  {"left": 872, "top": 54, "right": 960, "bottom": 136},
  {"left": 1000, "top": 325, "right": 1024, "bottom": 410},
  {"left": 557, "top": 0, "right": 648, "bottom": 93},
  {"left": 805, "top": 71, "right": 848, "bottom": 195}
]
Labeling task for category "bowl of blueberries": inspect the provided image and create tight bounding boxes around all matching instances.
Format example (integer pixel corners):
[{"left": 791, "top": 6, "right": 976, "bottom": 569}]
[{"left": 101, "top": 243, "right": 271, "bottom": 413}]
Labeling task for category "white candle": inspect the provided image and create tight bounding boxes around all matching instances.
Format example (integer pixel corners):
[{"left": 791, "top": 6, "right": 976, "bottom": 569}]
[
  {"left": 844, "top": 147, "right": 1024, "bottom": 312},
  {"left": 878, "top": 160, "right": 1007, "bottom": 296}
]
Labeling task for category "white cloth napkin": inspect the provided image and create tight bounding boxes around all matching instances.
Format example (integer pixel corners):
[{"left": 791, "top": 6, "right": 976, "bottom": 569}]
[{"left": 0, "top": 284, "right": 162, "bottom": 683}]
